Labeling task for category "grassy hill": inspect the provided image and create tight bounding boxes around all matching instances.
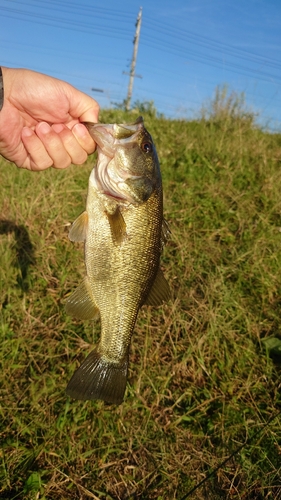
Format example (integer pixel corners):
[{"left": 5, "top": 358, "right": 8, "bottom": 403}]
[{"left": 1, "top": 98, "right": 281, "bottom": 499}]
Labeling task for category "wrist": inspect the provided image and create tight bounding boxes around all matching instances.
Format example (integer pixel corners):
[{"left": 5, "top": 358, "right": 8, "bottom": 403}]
[{"left": 0, "top": 68, "right": 20, "bottom": 109}]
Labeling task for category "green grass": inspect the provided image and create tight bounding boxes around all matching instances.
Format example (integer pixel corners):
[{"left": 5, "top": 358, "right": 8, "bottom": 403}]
[{"left": 1, "top": 102, "right": 281, "bottom": 499}]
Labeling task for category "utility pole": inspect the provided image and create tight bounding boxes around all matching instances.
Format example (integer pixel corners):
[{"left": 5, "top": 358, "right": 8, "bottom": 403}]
[{"left": 124, "top": 7, "right": 142, "bottom": 111}]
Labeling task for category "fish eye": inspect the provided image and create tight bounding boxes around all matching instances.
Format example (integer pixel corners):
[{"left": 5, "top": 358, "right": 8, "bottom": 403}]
[{"left": 141, "top": 142, "right": 153, "bottom": 153}]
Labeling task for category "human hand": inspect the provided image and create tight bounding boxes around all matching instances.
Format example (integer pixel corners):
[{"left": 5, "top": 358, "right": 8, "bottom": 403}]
[{"left": 0, "top": 67, "right": 100, "bottom": 171}]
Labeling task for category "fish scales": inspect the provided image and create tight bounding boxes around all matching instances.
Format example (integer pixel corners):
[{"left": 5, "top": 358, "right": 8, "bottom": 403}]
[
  {"left": 86, "top": 187, "right": 162, "bottom": 359},
  {"left": 65, "top": 117, "right": 170, "bottom": 404}
]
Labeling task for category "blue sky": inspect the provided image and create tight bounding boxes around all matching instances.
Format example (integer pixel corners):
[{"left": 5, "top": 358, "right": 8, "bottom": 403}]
[{"left": 1, "top": 0, "right": 281, "bottom": 130}]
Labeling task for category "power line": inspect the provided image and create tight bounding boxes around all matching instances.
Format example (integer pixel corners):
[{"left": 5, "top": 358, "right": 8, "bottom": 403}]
[
  {"left": 3, "top": 2, "right": 280, "bottom": 87},
  {"left": 6, "top": 0, "right": 135, "bottom": 21},
  {"left": 143, "top": 17, "right": 281, "bottom": 70},
  {"left": 1, "top": 1, "right": 281, "bottom": 127},
  {"left": 140, "top": 34, "right": 281, "bottom": 84},
  {"left": 0, "top": 6, "right": 132, "bottom": 40},
  {"left": 5, "top": 0, "right": 281, "bottom": 71},
  {"left": 4, "top": 0, "right": 278, "bottom": 75}
]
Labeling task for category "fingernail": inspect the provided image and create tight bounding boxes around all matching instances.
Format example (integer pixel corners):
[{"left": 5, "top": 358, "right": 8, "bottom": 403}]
[
  {"left": 73, "top": 123, "right": 88, "bottom": 138},
  {"left": 38, "top": 122, "right": 51, "bottom": 134}
]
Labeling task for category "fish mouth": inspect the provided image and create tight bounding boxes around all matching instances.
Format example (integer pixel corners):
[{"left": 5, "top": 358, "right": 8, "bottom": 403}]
[
  {"left": 88, "top": 117, "right": 145, "bottom": 204},
  {"left": 86, "top": 117, "right": 144, "bottom": 156}
]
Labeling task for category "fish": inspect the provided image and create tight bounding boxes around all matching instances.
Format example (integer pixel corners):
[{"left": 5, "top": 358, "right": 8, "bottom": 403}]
[{"left": 65, "top": 116, "right": 170, "bottom": 405}]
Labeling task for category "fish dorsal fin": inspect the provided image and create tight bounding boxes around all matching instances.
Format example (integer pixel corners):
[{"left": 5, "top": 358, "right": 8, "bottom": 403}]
[
  {"left": 68, "top": 211, "right": 88, "bottom": 242},
  {"left": 65, "top": 277, "right": 99, "bottom": 320},
  {"left": 106, "top": 207, "right": 127, "bottom": 245},
  {"left": 144, "top": 268, "right": 171, "bottom": 306}
]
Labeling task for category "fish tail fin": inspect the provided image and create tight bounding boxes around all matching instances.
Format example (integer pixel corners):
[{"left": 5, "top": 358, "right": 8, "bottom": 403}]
[{"left": 66, "top": 349, "right": 128, "bottom": 405}]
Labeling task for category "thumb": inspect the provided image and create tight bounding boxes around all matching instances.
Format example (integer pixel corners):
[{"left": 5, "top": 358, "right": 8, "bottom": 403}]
[{"left": 66, "top": 85, "right": 100, "bottom": 123}]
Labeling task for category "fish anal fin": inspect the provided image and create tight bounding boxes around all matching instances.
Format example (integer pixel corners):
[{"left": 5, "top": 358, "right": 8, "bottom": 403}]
[
  {"left": 68, "top": 211, "right": 88, "bottom": 242},
  {"left": 65, "top": 277, "right": 99, "bottom": 320},
  {"left": 66, "top": 349, "right": 128, "bottom": 404},
  {"left": 144, "top": 268, "right": 171, "bottom": 306},
  {"left": 106, "top": 207, "right": 127, "bottom": 245}
]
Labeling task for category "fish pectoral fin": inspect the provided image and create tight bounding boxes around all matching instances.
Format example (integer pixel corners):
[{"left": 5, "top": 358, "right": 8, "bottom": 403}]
[
  {"left": 68, "top": 211, "right": 88, "bottom": 242},
  {"left": 106, "top": 207, "right": 127, "bottom": 245},
  {"left": 144, "top": 268, "right": 171, "bottom": 306},
  {"left": 65, "top": 277, "right": 99, "bottom": 320},
  {"left": 66, "top": 349, "right": 128, "bottom": 404}
]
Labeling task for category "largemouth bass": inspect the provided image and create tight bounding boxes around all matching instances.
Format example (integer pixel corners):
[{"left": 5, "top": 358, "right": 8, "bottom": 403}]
[{"left": 65, "top": 116, "right": 170, "bottom": 404}]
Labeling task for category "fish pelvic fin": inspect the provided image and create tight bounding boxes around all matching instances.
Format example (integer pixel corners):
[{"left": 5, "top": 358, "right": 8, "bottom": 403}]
[
  {"left": 65, "top": 277, "right": 99, "bottom": 320},
  {"left": 66, "top": 349, "right": 128, "bottom": 405},
  {"left": 144, "top": 268, "right": 171, "bottom": 306},
  {"left": 68, "top": 211, "right": 88, "bottom": 242}
]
